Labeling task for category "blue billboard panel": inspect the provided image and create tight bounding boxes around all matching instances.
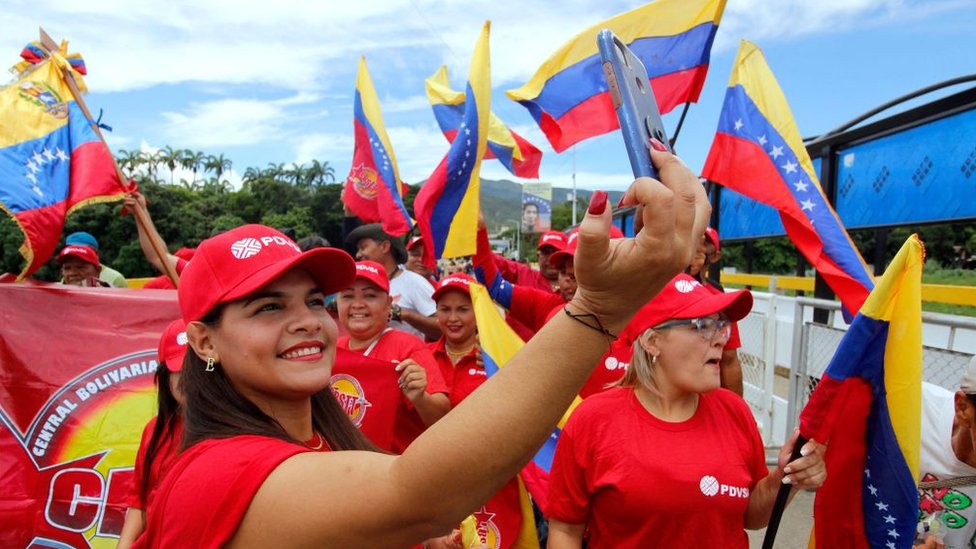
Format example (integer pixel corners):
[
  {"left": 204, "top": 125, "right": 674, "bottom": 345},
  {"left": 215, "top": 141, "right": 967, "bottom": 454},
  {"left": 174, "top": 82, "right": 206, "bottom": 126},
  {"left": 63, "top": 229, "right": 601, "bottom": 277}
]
[
  {"left": 835, "top": 108, "right": 976, "bottom": 228},
  {"left": 717, "top": 187, "right": 785, "bottom": 240}
]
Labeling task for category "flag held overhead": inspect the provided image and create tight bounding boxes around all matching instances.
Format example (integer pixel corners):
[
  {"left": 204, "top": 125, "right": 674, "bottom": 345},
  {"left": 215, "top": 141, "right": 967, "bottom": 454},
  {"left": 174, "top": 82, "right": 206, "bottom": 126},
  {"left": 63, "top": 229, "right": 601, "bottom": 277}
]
[
  {"left": 414, "top": 21, "right": 492, "bottom": 263},
  {"left": 0, "top": 39, "right": 120, "bottom": 280},
  {"left": 427, "top": 66, "right": 542, "bottom": 179},
  {"left": 343, "top": 56, "right": 414, "bottom": 236},
  {"left": 702, "top": 40, "right": 875, "bottom": 315},
  {"left": 507, "top": 0, "right": 726, "bottom": 152}
]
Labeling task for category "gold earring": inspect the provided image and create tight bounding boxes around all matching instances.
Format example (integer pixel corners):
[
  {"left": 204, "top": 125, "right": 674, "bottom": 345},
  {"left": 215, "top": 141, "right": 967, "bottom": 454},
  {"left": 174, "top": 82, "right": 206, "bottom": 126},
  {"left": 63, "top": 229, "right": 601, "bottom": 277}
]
[
  {"left": 651, "top": 354, "right": 658, "bottom": 365},
  {"left": 205, "top": 356, "right": 215, "bottom": 372}
]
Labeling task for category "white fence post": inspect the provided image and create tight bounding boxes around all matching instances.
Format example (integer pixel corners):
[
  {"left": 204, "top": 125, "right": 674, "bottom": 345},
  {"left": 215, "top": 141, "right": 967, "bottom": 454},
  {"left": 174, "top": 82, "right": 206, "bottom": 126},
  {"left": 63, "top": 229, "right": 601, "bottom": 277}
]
[{"left": 761, "top": 278, "right": 778, "bottom": 443}]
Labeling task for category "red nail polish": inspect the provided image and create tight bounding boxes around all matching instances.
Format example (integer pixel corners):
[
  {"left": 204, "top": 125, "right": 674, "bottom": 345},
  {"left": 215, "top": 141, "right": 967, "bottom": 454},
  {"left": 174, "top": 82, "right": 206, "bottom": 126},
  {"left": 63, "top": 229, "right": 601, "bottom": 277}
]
[
  {"left": 588, "top": 190, "right": 608, "bottom": 215},
  {"left": 615, "top": 195, "right": 625, "bottom": 208},
  {"left": 649, "top": 137, "right": 668, "bottom": 152}
]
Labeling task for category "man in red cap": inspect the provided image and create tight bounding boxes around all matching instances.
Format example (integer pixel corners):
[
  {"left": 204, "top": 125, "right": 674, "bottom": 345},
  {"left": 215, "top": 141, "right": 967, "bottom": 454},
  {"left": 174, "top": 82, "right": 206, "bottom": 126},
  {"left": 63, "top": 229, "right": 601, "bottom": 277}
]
[
  {"left": 56, "top": 244, "right": 109, "bottom": 286},
  {"left": 685, "top": 227, "right": 744, "bottom": 395},
  {"left": 498, "top": 230, "right": 567, "bottom": 293},
  {"left": 404, "top": 236, "right": 438, "bottom": 285}
]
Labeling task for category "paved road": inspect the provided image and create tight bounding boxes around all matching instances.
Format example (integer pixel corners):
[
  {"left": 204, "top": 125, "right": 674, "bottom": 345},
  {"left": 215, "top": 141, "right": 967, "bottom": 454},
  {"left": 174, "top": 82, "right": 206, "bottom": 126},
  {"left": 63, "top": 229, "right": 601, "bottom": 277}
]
[{"left": 748, "top": 489, "right": 814, "bottom": 548}]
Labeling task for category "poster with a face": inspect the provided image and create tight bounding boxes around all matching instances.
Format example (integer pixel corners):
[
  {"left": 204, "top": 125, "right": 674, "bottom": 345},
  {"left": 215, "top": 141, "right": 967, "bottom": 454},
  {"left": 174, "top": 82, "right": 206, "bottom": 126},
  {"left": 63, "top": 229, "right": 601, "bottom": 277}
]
[{"left": 521, "top": 182, "right": 552, "bottom": 234}]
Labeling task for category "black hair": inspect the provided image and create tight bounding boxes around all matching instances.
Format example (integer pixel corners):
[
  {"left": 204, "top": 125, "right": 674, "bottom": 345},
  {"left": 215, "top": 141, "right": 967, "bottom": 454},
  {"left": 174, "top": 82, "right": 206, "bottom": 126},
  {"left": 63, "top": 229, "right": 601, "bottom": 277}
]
[{"left": 140, "top": 362, "right": 181, "bottom": 503}]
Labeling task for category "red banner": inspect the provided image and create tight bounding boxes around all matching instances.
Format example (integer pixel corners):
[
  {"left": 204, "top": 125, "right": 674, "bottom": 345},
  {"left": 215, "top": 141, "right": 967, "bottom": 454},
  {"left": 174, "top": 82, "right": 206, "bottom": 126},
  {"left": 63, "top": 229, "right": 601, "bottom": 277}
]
[
  {"left": 0, "top": 281, "right": 179, "bottom": 548},
  {"left": 331, "top": 347, "right": 400, "bottom": 452}
]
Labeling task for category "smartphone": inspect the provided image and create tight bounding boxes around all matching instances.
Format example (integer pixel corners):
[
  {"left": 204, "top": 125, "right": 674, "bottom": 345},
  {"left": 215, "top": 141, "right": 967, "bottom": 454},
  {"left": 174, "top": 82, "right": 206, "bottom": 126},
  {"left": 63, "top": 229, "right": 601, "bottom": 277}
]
[{"left": 597, "top": 29, "right": 672, "bottom": 180}]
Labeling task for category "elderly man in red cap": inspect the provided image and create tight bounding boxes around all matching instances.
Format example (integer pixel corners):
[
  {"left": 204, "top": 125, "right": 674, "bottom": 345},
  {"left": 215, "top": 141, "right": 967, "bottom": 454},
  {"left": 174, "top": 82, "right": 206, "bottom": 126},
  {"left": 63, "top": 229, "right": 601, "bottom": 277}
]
[{"left": 57, "top": 244, "right": 109, "bottom": 287}]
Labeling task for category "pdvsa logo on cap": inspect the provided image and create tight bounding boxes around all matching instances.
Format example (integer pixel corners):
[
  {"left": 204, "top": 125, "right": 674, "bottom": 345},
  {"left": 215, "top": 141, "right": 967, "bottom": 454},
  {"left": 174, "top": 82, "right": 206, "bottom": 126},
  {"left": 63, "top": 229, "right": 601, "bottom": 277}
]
[
  {"left": 230, "top": 235, "right": 300, "bottom": 259},
  {"left": 675, "top": 279, "right": 701, "bottom": 294},
  {"left": 357, "top": 263, "right": 380, "bottom": 275},
  {"left": 441, "top": 277, "right": 470, "bottom": 286},
  {"left": 176, "top": 332, "right": 188, "bottom": 346},
  {"left": 231, "top": 237, "right": 263, "bottom": 259}
]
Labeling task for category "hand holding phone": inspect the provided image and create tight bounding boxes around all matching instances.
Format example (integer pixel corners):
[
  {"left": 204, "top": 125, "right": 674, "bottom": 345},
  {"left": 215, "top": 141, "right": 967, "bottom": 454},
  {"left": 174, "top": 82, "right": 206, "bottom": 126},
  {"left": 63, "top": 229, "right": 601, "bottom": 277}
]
[{"left": 597, "top": 29, "right": 672, "bottom": 180}]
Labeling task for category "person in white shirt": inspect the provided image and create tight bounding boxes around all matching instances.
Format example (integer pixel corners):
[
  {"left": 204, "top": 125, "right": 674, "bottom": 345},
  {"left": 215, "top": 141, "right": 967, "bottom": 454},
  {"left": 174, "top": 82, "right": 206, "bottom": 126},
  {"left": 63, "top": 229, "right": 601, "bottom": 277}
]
[{"left": 917, "top": 354, "right": 976, "bottom": 549}]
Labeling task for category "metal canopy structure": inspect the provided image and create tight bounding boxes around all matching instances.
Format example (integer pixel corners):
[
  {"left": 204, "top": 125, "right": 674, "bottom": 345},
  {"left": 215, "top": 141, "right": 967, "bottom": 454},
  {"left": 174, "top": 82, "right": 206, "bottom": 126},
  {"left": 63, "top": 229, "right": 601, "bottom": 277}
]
[{"left": 714, "top": 80, "right": 976, "bottom": 242}]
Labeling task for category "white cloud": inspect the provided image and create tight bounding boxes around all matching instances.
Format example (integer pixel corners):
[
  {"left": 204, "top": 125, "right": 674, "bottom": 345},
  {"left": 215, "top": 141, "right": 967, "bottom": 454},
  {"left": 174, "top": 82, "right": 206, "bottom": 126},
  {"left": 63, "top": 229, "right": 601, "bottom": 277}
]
[
  {"left": 7, "top": 0, "right": 950, "bottom": 96},
  {"left": 380, "top": 94, "right": 431, "bottom": 113},
  {"left": 159, "top": 93, "right": 318, "bottom": 147}
]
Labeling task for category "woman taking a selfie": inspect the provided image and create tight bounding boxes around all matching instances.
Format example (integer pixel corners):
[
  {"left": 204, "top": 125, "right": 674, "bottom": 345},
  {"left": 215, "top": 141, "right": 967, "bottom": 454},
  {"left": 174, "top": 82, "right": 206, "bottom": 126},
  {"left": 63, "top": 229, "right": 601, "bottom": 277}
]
[{"left": 133, "top": 146, "right": 711, "bottom": 549}]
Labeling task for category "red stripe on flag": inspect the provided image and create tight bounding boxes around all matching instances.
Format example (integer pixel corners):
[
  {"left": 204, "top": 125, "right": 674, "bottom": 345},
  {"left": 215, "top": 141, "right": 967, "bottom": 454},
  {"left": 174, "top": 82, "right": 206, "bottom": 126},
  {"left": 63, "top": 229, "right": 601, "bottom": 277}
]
[
  {"left": 67, "top": 141, "right": 123, "bottom": 209},
  {"left": 413, "top": 156, "right": 450, "bottom": 271},
  {"left": 511, "top": 131, "right": 542, "bottom": 179},
  {"left": 542, "top": 66, "right": 709, "bottom": 152},
  {"left": 13, "top": 201, "right": 68, "bottom": 278},
  {"left": 704, "top": 132, "right": 870, "bottom": 312},
  {"left": 809, "top": 376, "right": 872, "bottom": 548}
]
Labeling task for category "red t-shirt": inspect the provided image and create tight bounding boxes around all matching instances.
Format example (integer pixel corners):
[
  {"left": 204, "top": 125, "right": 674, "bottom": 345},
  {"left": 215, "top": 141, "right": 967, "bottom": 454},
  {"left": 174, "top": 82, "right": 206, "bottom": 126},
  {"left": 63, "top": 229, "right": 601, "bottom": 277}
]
[
  {"left": 338, "top": 330, "right": 448, "bottom": 453},
  {"left": 132, "top": 435, "right": 315, "bottom": 549},
  {"left": 126, "top": 416, "right": 183, "bottom": 511},
  {"left": 428, "top": 338, "right": 486, "bottom": 407},
  {"left": 548, "top": 387, "right": 768, "bottom": 549}
]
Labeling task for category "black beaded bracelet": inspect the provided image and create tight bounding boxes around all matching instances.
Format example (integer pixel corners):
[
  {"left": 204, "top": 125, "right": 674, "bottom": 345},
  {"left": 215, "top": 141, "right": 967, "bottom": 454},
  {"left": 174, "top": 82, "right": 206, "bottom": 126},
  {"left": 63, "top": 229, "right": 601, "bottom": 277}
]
[{"left": 563, "top": 306, "right": 617, "bottom": 342}]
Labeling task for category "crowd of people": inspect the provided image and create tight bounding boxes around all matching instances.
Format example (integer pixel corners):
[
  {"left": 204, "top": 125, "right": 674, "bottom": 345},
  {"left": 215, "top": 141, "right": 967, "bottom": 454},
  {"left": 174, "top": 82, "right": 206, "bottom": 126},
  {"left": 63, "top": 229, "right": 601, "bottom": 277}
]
[{"left": 28, "top": 143, "right": 967, "bottom": 549}]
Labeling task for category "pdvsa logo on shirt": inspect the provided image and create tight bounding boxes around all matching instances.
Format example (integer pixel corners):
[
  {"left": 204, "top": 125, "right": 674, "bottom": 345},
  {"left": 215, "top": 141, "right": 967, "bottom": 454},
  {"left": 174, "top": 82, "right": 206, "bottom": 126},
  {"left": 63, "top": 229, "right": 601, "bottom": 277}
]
[{"left": 699, "top": 475, "right": 750, "bottom": 498}]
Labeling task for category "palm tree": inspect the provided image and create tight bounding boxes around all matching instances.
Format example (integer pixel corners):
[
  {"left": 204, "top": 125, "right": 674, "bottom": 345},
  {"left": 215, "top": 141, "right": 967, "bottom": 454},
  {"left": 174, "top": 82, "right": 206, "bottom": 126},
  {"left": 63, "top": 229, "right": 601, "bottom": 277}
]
[
  {"left": 160, "top": 145, "right": 183, "bottom": 185},
  {"left": 266, "top": 162, "right": 286, "bottom": 182},
  {"left": 307, "top": 159, "right": 336, "bottom": 186},
  {"left": 287, "top": 162, "right": 307, "bottom": 187},
  {"left": 320, "top": 160, "right": 335, "bottom": 184},
  {"left": 139, "top": 150, "right": 162, "bottom": 181},
  {"left": 204, "top": 154, "right": 232, "bottom": 180},
  {"left": 182, "top": 150, "right": 206, "bottom": 183},
  {"left": 116, "top": 149, "right": 142, "bottom": 178}
]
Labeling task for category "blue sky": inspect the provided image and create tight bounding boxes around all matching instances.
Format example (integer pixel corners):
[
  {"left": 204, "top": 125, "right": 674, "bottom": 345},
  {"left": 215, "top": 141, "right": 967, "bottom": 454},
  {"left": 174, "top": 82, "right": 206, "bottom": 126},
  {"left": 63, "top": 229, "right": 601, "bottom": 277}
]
[{"left": 4, "top": 0, "right": 974, "bottom": 192}]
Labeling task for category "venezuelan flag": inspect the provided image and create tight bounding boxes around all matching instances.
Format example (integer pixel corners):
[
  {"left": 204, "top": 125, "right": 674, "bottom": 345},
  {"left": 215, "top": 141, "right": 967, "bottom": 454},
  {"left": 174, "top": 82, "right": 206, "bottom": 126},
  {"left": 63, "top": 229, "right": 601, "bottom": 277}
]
[
  {"left": 414, "top": 22, "right": 491, "bottom": 261},
  {"left": 470, "top": 282, "right": 581, "bottom": 516},
  {"left": 427, "top": 66, "right": 542, "bottom": 179},
  {"left": 343, "top": 56, "right": 413, "bottom": 236},
  {"left": 0, "top": 43, "right": 120, "bottom": 280},
  {"left": 799, "top": 235, "right": 923, "bottom": 548},
  {"left": 506, "top": 0, "right": 726, "bottom": 153},
  {"left": 702, "top": 40, "right": 875, "bottom": 314}
]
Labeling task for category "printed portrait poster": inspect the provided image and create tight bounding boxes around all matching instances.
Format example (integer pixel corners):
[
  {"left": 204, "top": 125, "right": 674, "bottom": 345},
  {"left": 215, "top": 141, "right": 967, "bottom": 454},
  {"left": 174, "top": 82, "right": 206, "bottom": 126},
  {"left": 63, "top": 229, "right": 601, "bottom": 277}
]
[
  {"left": 521, "top": 182, "right": 552, "bottom": 234},
  {"left": 0, "top": 280, "right": 179, "bottom": 548}
]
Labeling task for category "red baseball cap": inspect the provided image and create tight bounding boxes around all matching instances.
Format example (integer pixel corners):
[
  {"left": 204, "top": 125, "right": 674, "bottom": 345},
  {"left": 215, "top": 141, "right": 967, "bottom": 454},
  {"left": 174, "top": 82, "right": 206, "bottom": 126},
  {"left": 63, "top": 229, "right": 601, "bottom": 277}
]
[
  {"left": 56, "top": 245, "right": 100, "bottom": 268},
  {"left": 536, "top": 231, "right": 567, "bottom": 252},
  {"left": 174, "top": 247, "right": 196, "bottom": 261},
  {"left": 705, "top": 227, "right": 721, "bottom": 252},
  {"left": 432, "top": 273, "right": 475, "bottom": 301},
  {"left": 549, "top": 225, "right": 625, "bottom": 269},
  {"left": 178, "top": 224, "right": 355, "bottom": 322},
  {"left": 619, "top": 273, "right": 752, "bottom": 346},
  {"left": 157, "top": 318, "right": 188, "bottom": 372},
  {"left": 406, "top": 236, "right": 424, "bottom": 251},
  {"left": 352, "top": 260, "right": 390, "bottom": 293}
]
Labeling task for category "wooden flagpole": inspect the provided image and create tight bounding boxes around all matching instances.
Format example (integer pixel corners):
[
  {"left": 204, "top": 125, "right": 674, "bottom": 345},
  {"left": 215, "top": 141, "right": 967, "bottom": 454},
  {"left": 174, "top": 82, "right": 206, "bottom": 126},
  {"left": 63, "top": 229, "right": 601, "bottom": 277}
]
[{"left": 37, "top": 28, "right": 180, "bottom": 286}]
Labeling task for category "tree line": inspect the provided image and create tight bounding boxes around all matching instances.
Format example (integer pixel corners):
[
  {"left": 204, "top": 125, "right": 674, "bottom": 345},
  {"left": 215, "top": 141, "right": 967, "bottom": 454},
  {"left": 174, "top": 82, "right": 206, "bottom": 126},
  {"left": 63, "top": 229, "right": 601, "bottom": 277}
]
[{"left": 0, "top": 147, "right": 972, "bottom": 285}]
